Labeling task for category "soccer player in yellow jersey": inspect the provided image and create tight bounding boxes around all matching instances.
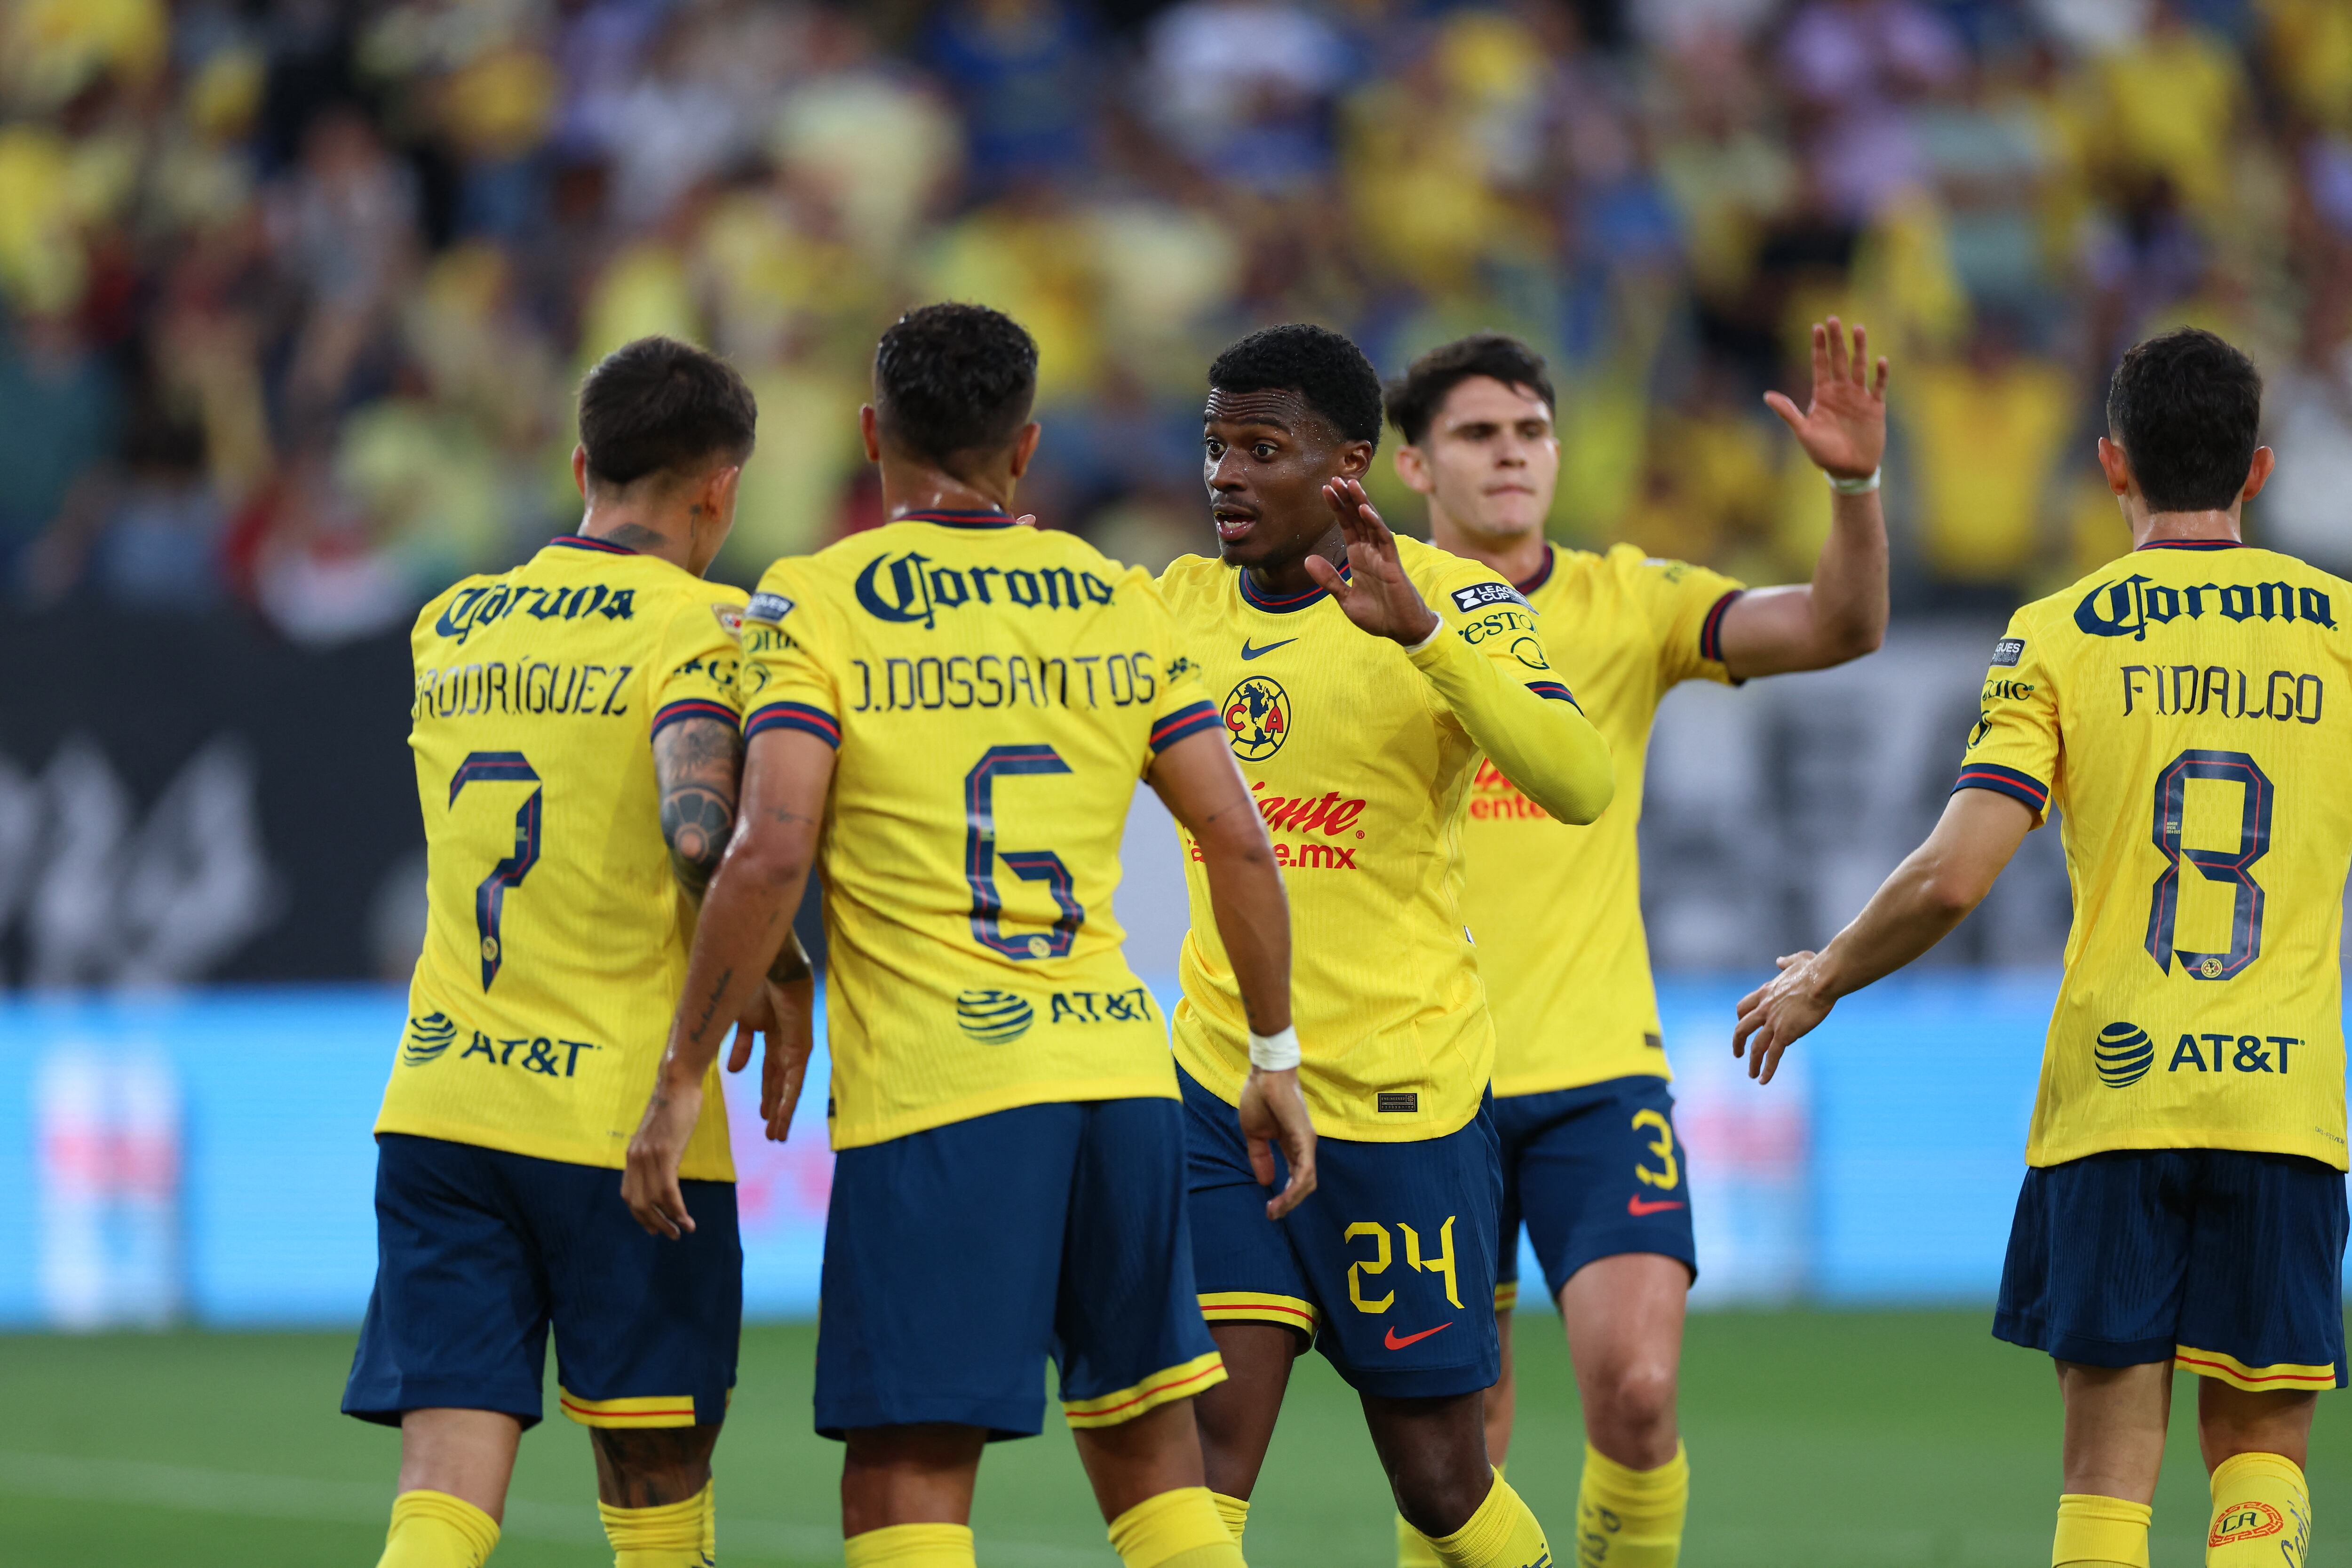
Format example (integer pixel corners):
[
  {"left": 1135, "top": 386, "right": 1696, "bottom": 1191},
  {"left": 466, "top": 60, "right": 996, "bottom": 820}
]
[
  {"left": 623, "top": 304, "right": 1313, "bottom": 1568},
  {"left": 1378, "top": 324, "right": 1891, "bottom": 1568},
  {"left": 1737, "top": 328, "right": 2349, "bottom": 1568},
  {"left": 345, "top": 337, "right": 811, "bottom": 1568},
  {"left": 1160, "top": 323, "right": 1616, "bottom": 1568}
]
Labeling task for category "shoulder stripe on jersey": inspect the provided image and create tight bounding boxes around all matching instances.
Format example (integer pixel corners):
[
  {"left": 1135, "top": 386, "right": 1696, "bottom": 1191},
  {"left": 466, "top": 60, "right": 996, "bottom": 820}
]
[
  {"left": 1698, "top": 589, "right": 1744, "bottom": 664},
  {"left": 1526, "top": 679, "right": 1583, "bottom": 712},
  {"left": 1240, "top": 565, "right": 1350, "bottom": 614},
  {"left": 1514, "top": 546, "right": 1557, "bottom": 597},
  {"left": 745, "top": 701, "right": 841, "bottom": 748},
  {"left": 652, "top": 698, "right": 738, "bottom": 735},
  {"left": 1952, "top": 763, "right": 2048, "bottom": 811},
  {"left": 549, "top": 533, "right": 637, "bottom": 555},
  {"left": 2137, "top": 538, "right": 2244, "bottom": 551},
  {"left": 901, "top": 509, "right": 1015, "bottom": 530},
  {"left": 1150, "top": 700, "right": 1222, "bottom": 751}
]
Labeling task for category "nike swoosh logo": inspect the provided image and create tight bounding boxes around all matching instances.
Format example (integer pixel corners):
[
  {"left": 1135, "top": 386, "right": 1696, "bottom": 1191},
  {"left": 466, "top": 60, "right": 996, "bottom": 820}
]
[
  {"left": 1240, "top": 637, "right": 1298, "bottom": 661},
  {"left": 1627, "top": 1195, "right": 1686, "bottom": 1217},
  {"left": 1383, "top": 1321, "right": 1454, "bottom": 1350}
]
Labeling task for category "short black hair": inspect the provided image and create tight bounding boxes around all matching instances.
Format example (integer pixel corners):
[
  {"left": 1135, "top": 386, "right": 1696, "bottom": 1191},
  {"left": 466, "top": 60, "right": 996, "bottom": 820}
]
[
  {"left": 577, "top": 336, "right": 757, "bottom": 487},
  {"left": 2106, "top": 328, "right": 2264, "bottom": 513},
  {"left": 1384, "top": 333, "right": 1557, "bottom": 446},
  {"left": 874, "top": 302, "right": 1038, "bottom": 466},
  {"left": 1208, "top": 323, "right": 1384, "bottom": 450}
]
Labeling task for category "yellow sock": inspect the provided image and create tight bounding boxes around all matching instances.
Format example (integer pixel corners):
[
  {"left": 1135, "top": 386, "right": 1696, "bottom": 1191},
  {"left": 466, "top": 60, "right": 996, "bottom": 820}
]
[
  {"left": 598, "top": 1482, "right": 710, "bottom": 1566},
  {"left": 1426, "top": 1472, "right": 1551, "bottom": 1568},
  {"left": 2053, "top": 1493, "right": 2152, "bottom": 1568},
  {"left": 2207, "top": 1453, "right": 2311, "bottom": 1567},
  {"left": 842, "top": 1523, "right": 975, "bottom": 1567},
  {"left": 379, "top": 1489, "right": 501, "bottom": 1568},
  {"left": 1211, "top": 1492, "right": 1250, "bottom": 1550},
  {"left": 1108, "top": 1486, "right": 1248, "bottom": 1568},
  {"left": 1577, "top": 1442, "right": 1688, "bottom": 1568},
  {"left": 1400, "top": 1462, "right": 1498, "bottom": 1566}
]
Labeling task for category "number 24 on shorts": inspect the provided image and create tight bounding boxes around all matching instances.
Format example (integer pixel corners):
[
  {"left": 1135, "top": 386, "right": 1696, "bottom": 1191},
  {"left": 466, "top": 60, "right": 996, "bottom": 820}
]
[{"left": 1345, "top": 1218, "right": 1461, "bottom": 1313}]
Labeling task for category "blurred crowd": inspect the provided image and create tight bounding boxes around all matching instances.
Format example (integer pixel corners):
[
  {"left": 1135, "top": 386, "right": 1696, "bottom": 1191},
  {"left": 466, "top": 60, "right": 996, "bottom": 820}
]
[{"left": 7, "top": 0, "right": 2352, "bottom": 643}]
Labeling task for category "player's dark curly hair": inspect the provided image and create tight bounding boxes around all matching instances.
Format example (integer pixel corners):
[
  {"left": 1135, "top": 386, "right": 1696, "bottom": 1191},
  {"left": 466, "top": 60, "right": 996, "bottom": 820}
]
[
  {"left": 2106, "top": 328, "right": 2264, "bottom": 513},
  {"left": 1384, "top": 333, "right": 1556, "bottom": 446},
  {"left": 874, "top": 302, "right": 1038, "bottom": 466},
  {"left": 577, "top": 336, "right": 757, "bottom": 487},
  {"left": 1208, "top": 324, "right": 1385, "bottom": 451}
]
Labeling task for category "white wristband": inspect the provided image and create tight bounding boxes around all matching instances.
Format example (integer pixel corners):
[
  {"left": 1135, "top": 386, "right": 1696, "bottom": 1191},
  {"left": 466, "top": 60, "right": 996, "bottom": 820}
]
[
  {"left": 1248, "top": 1025, "right": 1301, "bottom": 1072},
  {"left": 1826, "top": 467, "right": 1882, "bottom": 494}
]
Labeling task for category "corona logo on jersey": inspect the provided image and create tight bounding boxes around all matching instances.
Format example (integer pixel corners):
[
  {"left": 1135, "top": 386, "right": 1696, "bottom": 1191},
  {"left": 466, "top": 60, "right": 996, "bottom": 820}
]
[
  {"left": 2209, "top": 1501, "right": 2286, "bottom": 1546},
  {"left": 1224, "top": 676, "right": 1288, "bottom": 761},
  {"left": 1468, "top": 758, "right": 1544, "bottom": 821},
  {"left": 954, "top": 988, "right": 1033, "bottom": 1044},
  {"left": 2073, "top": 573, "right": 2338, "bottom": 641},
  {"left": 2093, "top": 1022, "right": 2155, "bottom": 1087},
  {"left": 853, "top": 549, "right": 1117, "bottom": 629}
]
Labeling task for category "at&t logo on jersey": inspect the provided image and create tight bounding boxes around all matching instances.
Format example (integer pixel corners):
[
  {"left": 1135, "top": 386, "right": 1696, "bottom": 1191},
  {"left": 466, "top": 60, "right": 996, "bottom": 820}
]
[
  {"left": 2093, "top": 1022, "right": 2154, "bottom": 1087},
  {"left": 955, "top": 988, "right": 1033, "bottom": 1044},
  {"left": 2073, "top": 573, "right": 2336, "bottom": 641},
  {"left": 1225, "top": 676, "right": 1288, "bottom": 761}
]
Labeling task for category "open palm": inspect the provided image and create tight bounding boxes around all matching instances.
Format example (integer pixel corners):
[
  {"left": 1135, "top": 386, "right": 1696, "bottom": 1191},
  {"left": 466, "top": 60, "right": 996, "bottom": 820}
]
[{"left": 1765, "top": 317, "right": 1888, "bottom": 480}]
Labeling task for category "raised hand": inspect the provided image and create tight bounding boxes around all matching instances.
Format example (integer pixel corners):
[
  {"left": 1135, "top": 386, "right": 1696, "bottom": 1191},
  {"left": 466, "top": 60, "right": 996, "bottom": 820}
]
[
  {"left": 1764, "top": 317, "right": 1888, "bottom": 480},
  {"left": 1308, "top": 477, "right": 1441, "bottom": 646}
]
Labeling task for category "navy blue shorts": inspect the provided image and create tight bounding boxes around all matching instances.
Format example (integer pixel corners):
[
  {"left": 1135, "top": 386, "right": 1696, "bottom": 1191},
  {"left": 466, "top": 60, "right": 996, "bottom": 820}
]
[
  {"left": 1180, "top": 1066, "right": 1502, "bottom": 1400},
  {"left": 1995, "top": 1148, "right": 2348, "bottom": 1391},
  {"left": 815, "top": 1097, "right": 1221, "bottom": 1441},
  {"left": 343, "top": 1133, "right": 740, "bottom": 1430},
  {"left": 1494, "top": 1075, "right": 1697, "bottom": 1311}
]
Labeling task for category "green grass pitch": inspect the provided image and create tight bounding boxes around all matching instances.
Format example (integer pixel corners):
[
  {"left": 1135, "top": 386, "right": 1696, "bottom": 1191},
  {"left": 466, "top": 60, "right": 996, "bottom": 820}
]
[{"left": 1, "top": 1311, "right": 2344, "bottom": 1565}]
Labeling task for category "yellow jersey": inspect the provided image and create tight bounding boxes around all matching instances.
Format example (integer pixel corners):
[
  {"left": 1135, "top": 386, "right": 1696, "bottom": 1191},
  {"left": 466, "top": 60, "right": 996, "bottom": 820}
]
[
  {"left": 377, "top": 535, "right": 747, "bottom": 1180},
  {"left": 1961, "top": 541, "right": 2352, "bottom": 1170},
  {"left": 1470, "top": 544, "right": 1745, "bottom": 1097},
  {"left": 1159, "top": 535, "right": 1616, "bottom": 1143},
  {"left": 740, "top": 512, "right": 1221, "bottom": 1151}
]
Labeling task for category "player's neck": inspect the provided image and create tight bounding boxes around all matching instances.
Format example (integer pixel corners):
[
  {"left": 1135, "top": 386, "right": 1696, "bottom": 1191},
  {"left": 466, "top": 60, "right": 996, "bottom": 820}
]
[
  {"left": 1428, "top": 506, "right": 1548, "bottom": 589},
  {"left": 879, "top": 459, "right": 1014, "bottom": 520},
  {"left": 2130, "top": 506, "right": 2243, "bottom": 550},
  {"left": 1243, "top": 524, "right": 1348, "bottom": 601},
  {"left": 574, "top": 509, "right": 694, "bottom": 571}
]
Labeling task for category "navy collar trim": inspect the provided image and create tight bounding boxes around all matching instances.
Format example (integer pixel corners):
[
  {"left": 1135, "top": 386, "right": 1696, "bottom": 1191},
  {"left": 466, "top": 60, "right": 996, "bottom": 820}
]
[
  {"left": 2137, "top": 538, "right": 2245, "bottom": 551},
  {"left": 1515, "top": 546, "right": 1556, "bottom": 596},
  {"left": 552, "top": 533, "right": 637, "bottom": 556},
  {"left": 1240, "top": 563, "right": 1351, "bottom": 613},
  {"left": 901, "top": 509, "right": 1015, "bottom": 531}
]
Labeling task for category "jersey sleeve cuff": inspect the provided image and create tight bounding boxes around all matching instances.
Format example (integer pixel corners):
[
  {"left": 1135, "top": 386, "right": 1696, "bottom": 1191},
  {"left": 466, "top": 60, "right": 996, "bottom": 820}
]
[
  {"left": 1149, "top": 700, "right": 1222, "bottom": 753},
  {"left": 650, "top": 698, "right": 739, "bottom": 736},
  {"left": 1525, "top": 679, "right": 1583, "bottom": 712},
  {"left": 1698, "top": 589, "right": 1744, "bottom": 665},
  {"left": 1952, "top": 762, "right": 2049, "bottom": 815},
  {"left": 744, "top": 700, "right": 841, "bottom": 748}
]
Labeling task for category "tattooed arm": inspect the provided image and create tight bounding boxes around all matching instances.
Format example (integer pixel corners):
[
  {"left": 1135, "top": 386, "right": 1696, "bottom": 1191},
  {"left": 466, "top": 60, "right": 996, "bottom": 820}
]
[
  {"left": 625, "top": 727, "right": 836, "bottom": 1237},
  {"left": 653, "top": 716, "right": 743, "bottom": 900}
]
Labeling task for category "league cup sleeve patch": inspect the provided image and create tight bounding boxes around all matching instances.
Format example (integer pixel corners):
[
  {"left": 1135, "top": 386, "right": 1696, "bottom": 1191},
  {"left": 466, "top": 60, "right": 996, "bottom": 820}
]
[
  {"left": 710, "top": 602, "right": 745, "bottom": 639},
  {"left": 1991, "top": 637, "right": 2025, "bottom": 667},
  {"left": 1449, "top": 581, "right": 1530, "bottom": 615},
  {"left": 744, "top": 591, "right": 795, "bottom": 624}
]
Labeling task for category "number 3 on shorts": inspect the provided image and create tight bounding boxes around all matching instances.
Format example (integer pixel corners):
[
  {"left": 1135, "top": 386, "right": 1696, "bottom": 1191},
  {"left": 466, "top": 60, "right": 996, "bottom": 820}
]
[{"left": 1632, "top": 1108, "right": 1678, "bottom": 1190}]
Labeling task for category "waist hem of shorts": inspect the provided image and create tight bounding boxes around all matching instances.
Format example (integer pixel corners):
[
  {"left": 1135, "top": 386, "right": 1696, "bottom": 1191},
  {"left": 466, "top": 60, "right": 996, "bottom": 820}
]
[
  {"left": 1172, "top": 1051, "right": 1483, "bottom": 1143},
  {"left": 2026, "top": 1129, "right": 2350, "bottom": 1172},
  {"left": 1492, "top": 1063, "right": 1671, "bottom": 1099},
  {"left": 828, "top": 1074, "right": 1178, "bottom": 1151},
  {"left": 370, "top": 1114, "right": 736, "bottom": 1182}
]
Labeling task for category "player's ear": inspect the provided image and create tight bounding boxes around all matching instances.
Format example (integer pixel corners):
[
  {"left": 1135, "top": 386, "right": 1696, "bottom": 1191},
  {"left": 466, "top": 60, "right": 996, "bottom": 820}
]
[
  {"left": 2096, "top": 435, "right": 2133, "bottom": 499},
  {"left": 1337, "top": 439, "right": 1375, "bottom": 483},
  {"left": 2241, "top": 445, "right": 2277, "bottom": 502},
  {"left": 859, "top": 404, "right": 882, "bottom": 464},
  {"left": 1008, "top": 421, "right": 1041, "bottom": 483},
  {"left": 572, "top": 443, "right": 590, "bottom": 501},
  {"left": 1393, "top": 443, "right": 1434, "bottom": 496}
]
